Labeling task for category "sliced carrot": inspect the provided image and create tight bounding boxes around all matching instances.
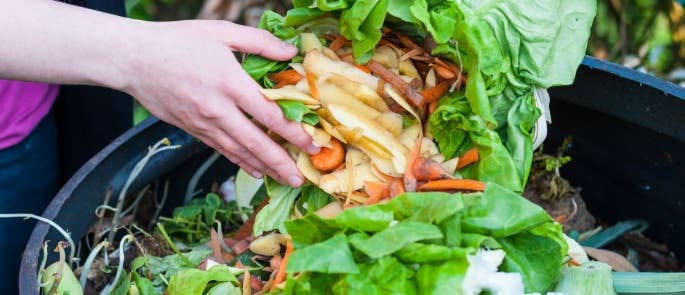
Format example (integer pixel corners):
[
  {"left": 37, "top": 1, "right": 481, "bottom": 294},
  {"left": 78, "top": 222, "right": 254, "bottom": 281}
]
[
  {"left": 421, "top": 80, "right": 452, "bottom": 103},
  {"left": 403, "top": 137, "right": 422, "bottom": 192},
  {"left": 269, "top": 69, "right": 303, "bottom": 85},
  {"left": 363, "top": 181, "right": 391, "bottom": 205},
  {"left": 273, "top": 81, "right": 289, "bottom": 89},
  {"left": 309, "top": 138, "right": 345, "bottom": 172},
  {"left": 457, "top": 148, "right": 479, "bottom": 169},
  {"left": 305, "top": 72, "right": 319, "bottom": 100},
  {"left": 412, "top": 157, "right": 448, "bottom": 181},
  {"left": 355, "top": 64, "right": 371, "bottom": 74},
  {"left": 271, "top": 240, "right": 294, "bottom": 291},
  {"left": 418, "top": 179, "right": 486, "bottom": 192},
  {"left": 389, "top": 178, "right": 406, "bottom": 198},
  {"left": 328, "top": 35, "right": 350, "bottom": 52}
]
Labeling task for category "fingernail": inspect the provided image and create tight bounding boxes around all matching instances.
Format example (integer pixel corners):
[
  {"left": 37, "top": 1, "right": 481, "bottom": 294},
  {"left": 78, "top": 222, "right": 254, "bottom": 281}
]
[
  {"left": 251, "top": 171, "right": 263, "bottom": 178},
  {"left": 288, "top": 175, "right": 303, "bottom": 187},
  {"left": 307, "top": 143, "right": 321, "bottom": 155},
  {"left": 281, "top": 42, "right": 298, "bottom": 54}
]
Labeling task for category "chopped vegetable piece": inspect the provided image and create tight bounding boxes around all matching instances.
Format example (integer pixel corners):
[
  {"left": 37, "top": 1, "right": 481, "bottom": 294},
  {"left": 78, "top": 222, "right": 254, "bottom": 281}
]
[
  {"left": 412, "top": 157, "right": 448, "bottom": 181},
  {"left": 271, "top": 240, "right": 294, "bottom": 291},
  {"left": 328, "top": 34, "right": 350, "bottom": 51},
  {"left": 456, "top": 147, "right": 479, "bottom": 169},
  {"left": 309, "top": 138, "right": 345, "bottom": 172},
  {"left": 269, "top": 69, "right": 303, "bottom": 85},
  {"left": 418, "top": 179, "right": 486, "bottom": 192},
  {"left": 421, "top": 80, "right": 452, "bottom": 103},
  {"left": 363, "top": 181, "right": 391, "bottom": 205},
  {"left": 306, "top": 72, "right": 319, "bottom": 100},
  {"left": 366, "top": 60, "right": 424, "bottom": 107}
]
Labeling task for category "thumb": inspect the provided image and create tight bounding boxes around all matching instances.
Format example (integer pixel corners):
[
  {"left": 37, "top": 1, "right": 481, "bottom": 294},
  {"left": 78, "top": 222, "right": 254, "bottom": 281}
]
[{"left": 225, "top": 23, "right": 298, "bottom": 61}]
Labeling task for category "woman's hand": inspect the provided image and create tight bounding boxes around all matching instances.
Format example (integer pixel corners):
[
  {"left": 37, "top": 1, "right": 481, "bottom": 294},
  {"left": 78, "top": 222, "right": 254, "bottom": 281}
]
[
  {"left": 0, "top": 1, "right": 312, "bottom": 185},
  {"left": 120, "top": 20, "right": 318, "bottom": 187}
]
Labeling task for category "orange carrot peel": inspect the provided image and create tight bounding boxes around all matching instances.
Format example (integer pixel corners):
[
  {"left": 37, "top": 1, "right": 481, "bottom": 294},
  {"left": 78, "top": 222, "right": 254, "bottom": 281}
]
[
  {"left": 309, "top": 138, "right": 345, "bottom": 172},
  {"left": 418, "top": 179, "right": 486, "bottom": 192},
  {"left": 457, "top": 148, "right": 479, "bottom": 169},
  {"left": 363, "top": 181, "right": 391, "bottom": 205},
  {"left": 306, "top": 72, "right": 319, "bottom": 100},
  {"left": 271, "top": 240, "right": 294, "bottom": 291}
]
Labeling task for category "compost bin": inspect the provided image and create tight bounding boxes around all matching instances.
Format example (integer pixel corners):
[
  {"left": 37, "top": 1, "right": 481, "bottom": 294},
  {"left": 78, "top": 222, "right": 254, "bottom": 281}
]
[{"left": 19, "top": 57, "right": 685, "bottom": 294}]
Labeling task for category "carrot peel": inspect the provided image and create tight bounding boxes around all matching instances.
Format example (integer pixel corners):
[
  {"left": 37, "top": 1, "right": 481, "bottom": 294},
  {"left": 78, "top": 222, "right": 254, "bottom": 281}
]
[
  {"left": 412, "top": 157, "right": 448, "bottom": 181},
  {"left": 363, "top": 181, "right": 391, "bottom": 205},
  {"left": 306, "top": 72, "right": 319, "bottom": 100},
  {"left": 418, "top": 179, "right": 486, "bottom": 192},
  {"left": 269, "top": 69, "right": 303, "bottom": 85},
  {"left": 309, "top": 138, "right": 345, "bottom": 172},
  {"left": 271, "top": 240, "right": 293, "bottom": 291},
  {"left": 457, "top": 148, "right": 479, "bottom": 169}
]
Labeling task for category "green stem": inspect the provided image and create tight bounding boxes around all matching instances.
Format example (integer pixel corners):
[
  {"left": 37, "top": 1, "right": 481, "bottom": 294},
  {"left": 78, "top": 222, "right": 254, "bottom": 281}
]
[{"left": 156, "top": 223, "right": 193, "bottom": 266}]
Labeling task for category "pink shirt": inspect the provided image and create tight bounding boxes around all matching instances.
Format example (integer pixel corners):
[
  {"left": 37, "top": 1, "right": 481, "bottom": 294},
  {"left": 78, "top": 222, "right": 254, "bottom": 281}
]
[{"left": 0, "top": 80, "right": 59, "bottom": 149}]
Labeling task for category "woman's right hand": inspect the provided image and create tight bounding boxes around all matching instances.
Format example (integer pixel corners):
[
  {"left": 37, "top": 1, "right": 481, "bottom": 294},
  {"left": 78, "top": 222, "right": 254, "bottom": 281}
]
[{"left": 117, "top": 20, "right": 319, "bottom": 187}]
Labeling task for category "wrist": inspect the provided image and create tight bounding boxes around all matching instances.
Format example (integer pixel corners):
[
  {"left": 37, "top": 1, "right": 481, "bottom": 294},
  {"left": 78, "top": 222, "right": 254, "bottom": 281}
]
[{"left": 93, "top": 18, "right": 154, "bottom": 93}]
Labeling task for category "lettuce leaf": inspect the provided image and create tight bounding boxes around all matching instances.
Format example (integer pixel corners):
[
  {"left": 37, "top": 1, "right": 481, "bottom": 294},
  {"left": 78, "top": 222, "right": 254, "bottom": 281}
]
[
  {"left": 461, "top": 182, "right": 551, "bottom": 237},
  {"left": 287, "top": 233, "right": 360, "bottom": 274},
  {"left": 167, "top": 265, "right": 239, "bottom": 295},
  {"left": 429, "top": 92, "right": 524, "bottom": 191},
  {"left": 277, "top": 100, "right": 320, "bottom": 125},
  {"left": 332, "top": 256, "right": 417, "bottom": 295},
  {"left": 415, "top": 260, "right": 468, "bottom": 295},
  {"left": 349, "top": 221, "right": 443, "bottom": 258},
  {"left": 461, "top": 0, "right": 597, "bottom": 88},
  {"left": 497, "top": 231, "right": 565, "bottom": 293},
  {"left": 253, "top": 177, "right": 302, "bottom": 236}
]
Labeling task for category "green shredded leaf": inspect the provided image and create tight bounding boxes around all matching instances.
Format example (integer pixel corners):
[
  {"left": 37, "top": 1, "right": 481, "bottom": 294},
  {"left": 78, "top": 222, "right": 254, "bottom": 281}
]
[{"left": 277, "top": 100, "right": 321, "bottom": 125}]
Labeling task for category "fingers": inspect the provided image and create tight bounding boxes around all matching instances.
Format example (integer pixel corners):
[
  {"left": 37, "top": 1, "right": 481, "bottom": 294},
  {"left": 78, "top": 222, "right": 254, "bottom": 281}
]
[
  {"left": 198, "top": 134, "right": 264, "bottom": 178},
  {"left": 217, "top": 103, "right": 305, "bottom": 187},
  {"left": 224, "top": 23, "right": 298, "bottom": 61},
  {"left": 226, "top": 65, "right": 320, "bottom": 156}
]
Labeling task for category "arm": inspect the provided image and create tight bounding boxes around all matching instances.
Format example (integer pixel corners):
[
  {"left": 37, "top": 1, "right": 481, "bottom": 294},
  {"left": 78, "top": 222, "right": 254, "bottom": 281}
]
[{"left": 0, "top": 0, "right": 318, "bottom": 186}]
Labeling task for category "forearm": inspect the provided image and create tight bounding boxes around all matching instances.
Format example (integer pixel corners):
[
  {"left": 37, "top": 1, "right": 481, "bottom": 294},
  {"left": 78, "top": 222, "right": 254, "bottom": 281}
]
[{"left": 0, "top": 0, "right": 140, "bottom": 90}]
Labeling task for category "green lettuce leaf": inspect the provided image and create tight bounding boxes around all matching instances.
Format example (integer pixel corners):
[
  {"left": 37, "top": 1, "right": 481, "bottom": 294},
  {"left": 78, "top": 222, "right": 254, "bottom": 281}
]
[
  {"left": 253, "top": 177, "right": 302, "bottom": 236},
  {"left": 408, "top": 0, "right": 459, "bottom": 44},
  {"left": 285, "top": 213, "right": 340, "bottom": 246},
  {"left": 460, "top": 0, "right": 596, "bottom": 88},
  {"left": 428, "top": 93, "right": 523, "bottom": 191},
  {"left": 387, "top": 192, "right": 463, "bottom": 224},
  {"left": 395, "top": 243, "right": 471, "bottom": 263},
  {"left": 350, "top": 221, "right": 443, "bottom": 258},
  {"left": 461, "top": 182, "right": 551, "bottom": 237},
  {"left": 284, "top": 7, "right": 328, "bottom": 27},
  {"left": 497, "top": 231, "right": 565, "bottom": 293},
  {"left": 287, "top": 233, "right": 360, "bottom": 274},
  {"left": 277, "top": 100, "right": 320, "bottom": 125},
  {"left": 334, "top": 205, "right": 394, "bottom": 232},
  {"left": 332, "top": 256, "right": 417, "bottom": 295},
  {"left": 415, "top": 260, "right": 468, "bottom": 295},
  {"left": 206, "top": 282, "right": 241, "bottom": 295},
  {"left": 167, "top": 265, "right": 239, "bottom": 295}
]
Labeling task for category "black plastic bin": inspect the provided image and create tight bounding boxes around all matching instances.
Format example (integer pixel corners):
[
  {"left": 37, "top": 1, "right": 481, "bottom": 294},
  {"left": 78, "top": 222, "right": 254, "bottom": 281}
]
[{"left": 19, "top": 57, "right": 685, "bottom": 294}]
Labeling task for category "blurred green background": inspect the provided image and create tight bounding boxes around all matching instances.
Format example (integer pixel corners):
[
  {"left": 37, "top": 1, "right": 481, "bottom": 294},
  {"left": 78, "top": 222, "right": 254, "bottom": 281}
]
[{"left": 125, "top": 0, "right": 685, "bottom": 123}]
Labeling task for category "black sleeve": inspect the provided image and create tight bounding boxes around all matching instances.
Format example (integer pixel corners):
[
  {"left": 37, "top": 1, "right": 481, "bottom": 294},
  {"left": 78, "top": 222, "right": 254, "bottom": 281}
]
[{"left": 55, "top": 0, "right": 134, "bottom": 184}]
